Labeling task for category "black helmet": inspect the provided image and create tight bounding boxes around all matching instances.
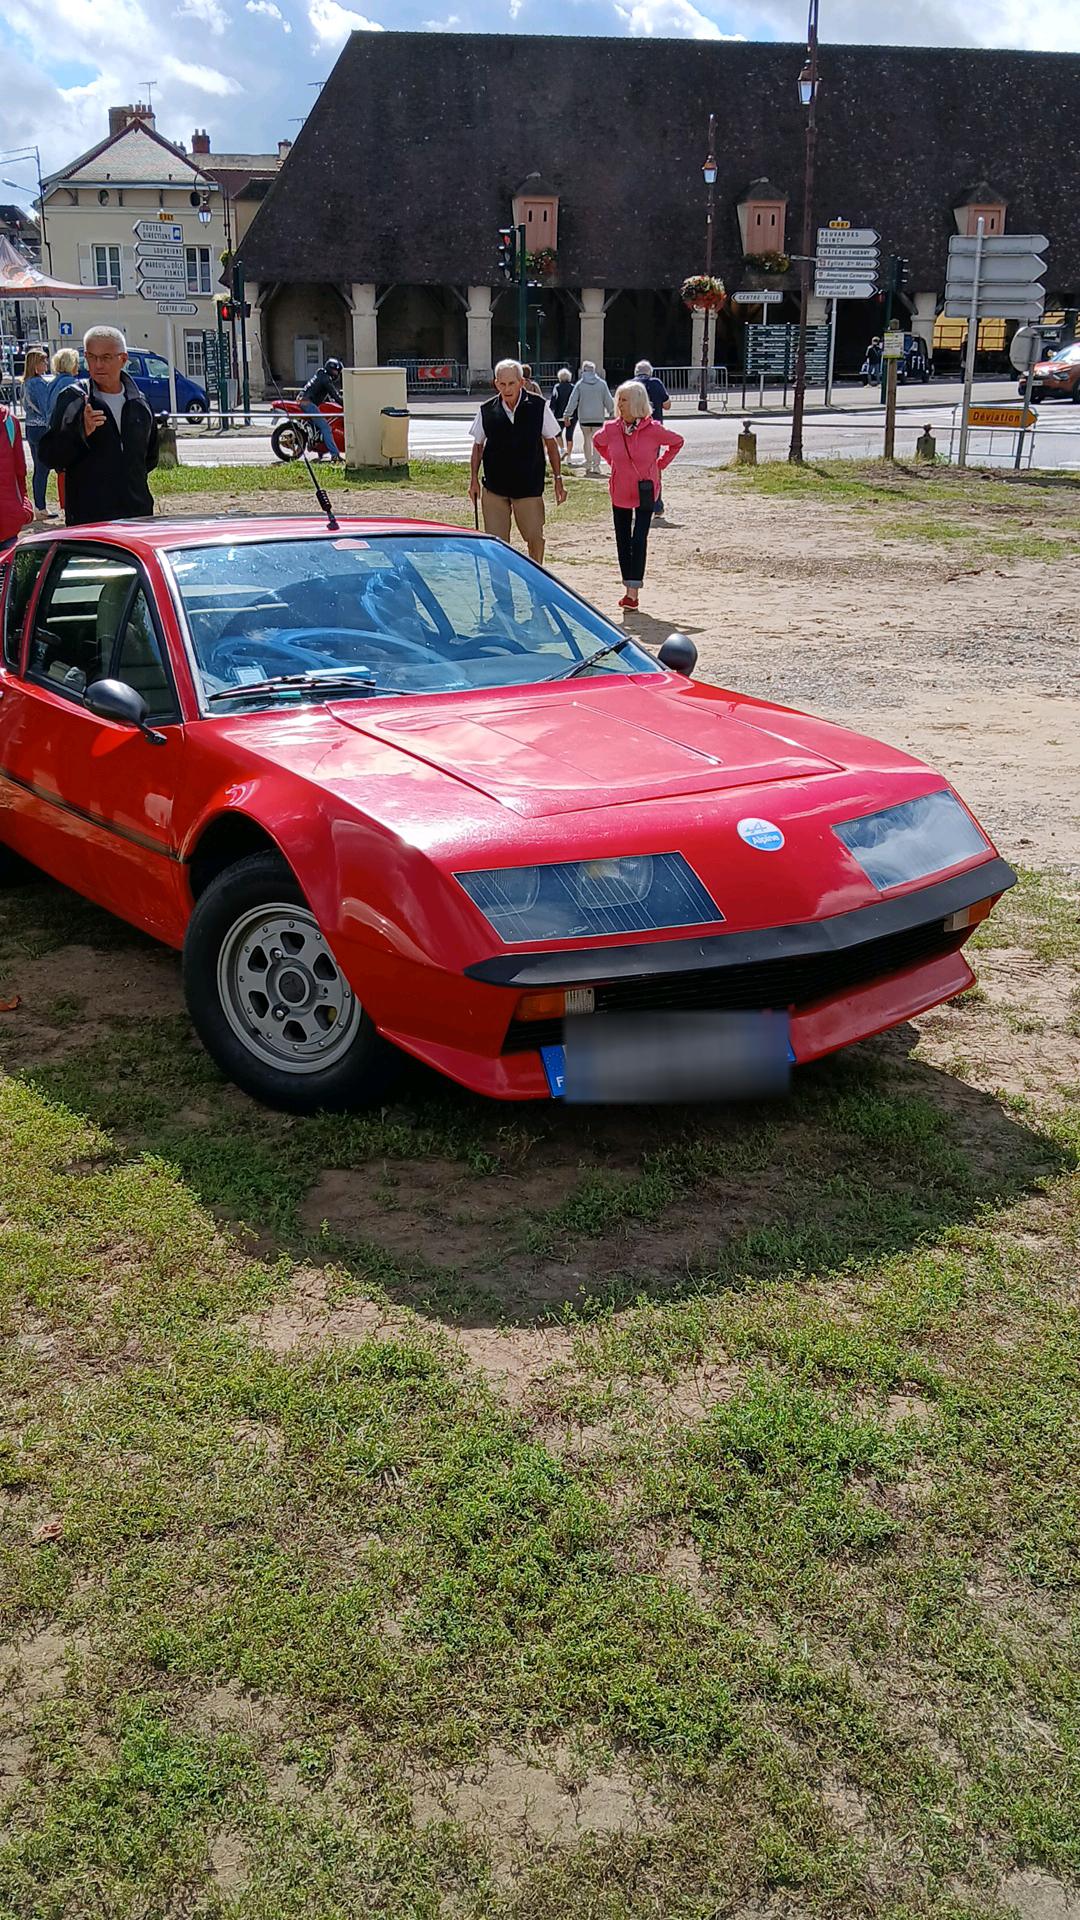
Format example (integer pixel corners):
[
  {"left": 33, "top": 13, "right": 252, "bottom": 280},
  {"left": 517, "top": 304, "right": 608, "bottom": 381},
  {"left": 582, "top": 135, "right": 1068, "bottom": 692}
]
[{"left": 325, "top": 357, "right": 343, "bottom": 374}]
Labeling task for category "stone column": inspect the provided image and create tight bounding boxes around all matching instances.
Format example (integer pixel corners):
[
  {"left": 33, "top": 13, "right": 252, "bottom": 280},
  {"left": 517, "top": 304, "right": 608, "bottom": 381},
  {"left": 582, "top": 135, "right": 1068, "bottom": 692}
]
[
  {"left": 911, "top": 290, "right": 937, "bottom": 351},
  {"left": 350, "top": 282, "right": 378, "bottom": 368},
  {"left": 466, "top": 285, "right": 493, "bottom": 387},
  {"left": 244, "top": 279, "right": 268, "bottom": 398},
  {"left": 806, "top": 294, "right": 829, "bottom": 325},
  {"left": 579, "top": 287, "right": 606, "bottom": 370}
]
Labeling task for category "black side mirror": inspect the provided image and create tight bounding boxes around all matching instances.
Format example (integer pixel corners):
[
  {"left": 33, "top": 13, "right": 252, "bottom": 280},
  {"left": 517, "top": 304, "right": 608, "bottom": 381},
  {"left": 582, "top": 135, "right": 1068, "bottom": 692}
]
[
  {"left": 658, "top": 633, "right": 698, "bottom": 678},
  {"left": 85, "top": 677, "right": 167, "bottom": 745}
]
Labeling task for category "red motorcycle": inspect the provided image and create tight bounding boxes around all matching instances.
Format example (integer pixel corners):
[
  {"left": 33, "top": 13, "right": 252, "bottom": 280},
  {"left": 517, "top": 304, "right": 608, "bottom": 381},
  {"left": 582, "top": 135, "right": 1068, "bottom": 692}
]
[{"left": 270, "top": 397, "right": 345, "bottom": 463}]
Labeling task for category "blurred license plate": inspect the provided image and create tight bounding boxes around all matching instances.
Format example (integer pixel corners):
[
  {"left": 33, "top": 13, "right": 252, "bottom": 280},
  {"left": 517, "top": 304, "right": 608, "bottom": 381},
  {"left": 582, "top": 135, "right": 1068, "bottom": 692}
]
[{"left": 542, "top": 1010, "right": 793, "bottom": 1103}]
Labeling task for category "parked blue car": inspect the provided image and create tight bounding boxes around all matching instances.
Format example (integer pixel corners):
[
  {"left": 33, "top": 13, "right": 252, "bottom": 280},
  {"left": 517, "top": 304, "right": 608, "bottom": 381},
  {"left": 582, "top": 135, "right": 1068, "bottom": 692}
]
[{"left": 71, "top": 350, "right": 208, "bottom": 420}]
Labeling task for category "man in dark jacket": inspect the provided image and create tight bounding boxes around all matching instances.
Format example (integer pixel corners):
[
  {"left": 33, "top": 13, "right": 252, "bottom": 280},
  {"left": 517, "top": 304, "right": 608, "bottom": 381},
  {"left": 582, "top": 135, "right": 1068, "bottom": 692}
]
[
  {"left": 299, "top": 357, "right": 343, "bottom": 459},
  {"left": 39, "top": 326, "right": 157, "bottom": 526}
]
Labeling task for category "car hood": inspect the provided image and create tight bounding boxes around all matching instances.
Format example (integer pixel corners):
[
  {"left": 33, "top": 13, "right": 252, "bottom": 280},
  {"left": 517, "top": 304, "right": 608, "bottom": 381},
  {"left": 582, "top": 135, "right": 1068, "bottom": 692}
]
[{"left": 326, "top": 681, "right": 844, "bottom": 818}]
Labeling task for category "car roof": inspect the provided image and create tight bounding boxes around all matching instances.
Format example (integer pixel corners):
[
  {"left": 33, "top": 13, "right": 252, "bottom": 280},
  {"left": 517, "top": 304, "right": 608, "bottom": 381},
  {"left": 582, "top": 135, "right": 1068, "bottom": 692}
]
[{"left": 15, "top": 514, "right": 466, "bottom": 551}]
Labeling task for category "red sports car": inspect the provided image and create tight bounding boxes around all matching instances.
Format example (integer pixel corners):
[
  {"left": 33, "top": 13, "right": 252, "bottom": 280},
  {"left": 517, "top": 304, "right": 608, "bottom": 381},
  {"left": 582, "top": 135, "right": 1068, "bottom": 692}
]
[{"left": 0, "top": 516, "right": 1013, "bottom": 1110}]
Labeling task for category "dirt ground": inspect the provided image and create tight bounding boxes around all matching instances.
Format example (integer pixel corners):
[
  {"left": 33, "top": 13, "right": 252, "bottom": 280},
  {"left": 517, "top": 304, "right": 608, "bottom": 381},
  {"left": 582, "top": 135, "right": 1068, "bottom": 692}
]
[{"left": 551, "top": 472, "right": 1080, "bottom": 877}]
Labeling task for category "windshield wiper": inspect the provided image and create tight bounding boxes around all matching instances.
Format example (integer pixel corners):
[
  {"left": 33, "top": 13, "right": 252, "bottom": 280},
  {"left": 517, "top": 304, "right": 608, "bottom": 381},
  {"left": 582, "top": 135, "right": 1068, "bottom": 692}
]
[
  {"left": 554, "top": 636, "right": 633, "bottom": 681},
  {"left": 207, "top": 668, "right": 379, "bottom": 705}
]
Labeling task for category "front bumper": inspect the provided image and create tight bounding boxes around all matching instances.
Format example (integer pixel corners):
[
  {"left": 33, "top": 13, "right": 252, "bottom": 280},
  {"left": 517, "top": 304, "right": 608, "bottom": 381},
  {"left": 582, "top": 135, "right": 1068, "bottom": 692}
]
[{"left": 381, "top": 857, "right": 1014, "bottom": 1101}]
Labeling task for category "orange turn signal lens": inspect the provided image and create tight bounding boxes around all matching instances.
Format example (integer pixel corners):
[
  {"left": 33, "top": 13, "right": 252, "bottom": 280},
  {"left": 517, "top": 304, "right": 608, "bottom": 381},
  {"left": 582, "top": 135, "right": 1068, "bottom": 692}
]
[
  {"left": 514, "top": 987, "right": 596, "bottom": 1021},
  {"left": 943, "top": 897, "right": 994, "bottom": 933}
]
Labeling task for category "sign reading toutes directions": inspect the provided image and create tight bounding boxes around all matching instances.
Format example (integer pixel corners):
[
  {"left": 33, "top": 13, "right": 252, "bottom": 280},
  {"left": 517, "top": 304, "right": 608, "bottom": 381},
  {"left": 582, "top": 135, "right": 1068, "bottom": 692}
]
[
  {"left": 133, "top": 220, "right": 183, "bottom": 244},
  {"left": 815, "top": 225, "right": 879, "bottom": 300}
]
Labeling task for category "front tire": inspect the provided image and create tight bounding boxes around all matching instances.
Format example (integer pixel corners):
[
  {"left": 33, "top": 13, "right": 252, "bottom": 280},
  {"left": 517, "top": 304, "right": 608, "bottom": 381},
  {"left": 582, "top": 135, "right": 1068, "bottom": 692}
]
[
  {"left": 271, "top": 419, "right": 308, "bottom": 462},
  {"left": 186, "top": 399, "right": 208, "bottom": 424},
  {"left": 183, "top": 853, "right": 395, "bottom": 1112}
]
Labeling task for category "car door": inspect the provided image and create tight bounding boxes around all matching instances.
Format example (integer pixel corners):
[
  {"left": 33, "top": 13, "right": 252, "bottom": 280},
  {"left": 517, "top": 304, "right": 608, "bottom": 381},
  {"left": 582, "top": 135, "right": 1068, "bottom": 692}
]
[
  {"left": 142, "top": 354, "right": 173, "bottom": 412},
  {"left": 2, "top": 541, "right": 188, "bottom": 940}
]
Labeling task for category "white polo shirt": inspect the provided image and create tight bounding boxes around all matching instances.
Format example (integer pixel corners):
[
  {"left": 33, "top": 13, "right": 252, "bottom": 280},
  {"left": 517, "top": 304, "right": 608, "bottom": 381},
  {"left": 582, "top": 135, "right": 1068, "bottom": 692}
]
[{"left": 470, "top": 395, "right": 561, "bottom": 444}]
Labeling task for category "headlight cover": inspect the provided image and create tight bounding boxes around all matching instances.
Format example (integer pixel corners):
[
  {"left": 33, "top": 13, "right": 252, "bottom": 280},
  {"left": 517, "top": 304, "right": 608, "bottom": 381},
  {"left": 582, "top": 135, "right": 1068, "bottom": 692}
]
[
  {"left": 833, "top": 790, "right": 989, "bottom": 891},
  {"left": 456, "top": 852, "right": 722, "bottom": 943}
]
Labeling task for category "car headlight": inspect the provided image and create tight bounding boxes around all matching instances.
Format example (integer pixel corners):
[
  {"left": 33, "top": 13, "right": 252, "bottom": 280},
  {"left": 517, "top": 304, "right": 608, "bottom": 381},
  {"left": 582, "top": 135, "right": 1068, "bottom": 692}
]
[
  {"left": 833, "top": 790, "right": 989, "bottom": 891},
  {"left": 456, "top": 852, "right": 721, "bottom": 943}
]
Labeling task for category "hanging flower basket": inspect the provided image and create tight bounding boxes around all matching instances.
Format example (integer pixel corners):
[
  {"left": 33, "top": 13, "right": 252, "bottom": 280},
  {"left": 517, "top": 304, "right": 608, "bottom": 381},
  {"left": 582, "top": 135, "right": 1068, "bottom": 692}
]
[
  {"left": 525, "top": 247, "right": 557, "bottom": 278},
  {"left": 743, "top": 251, "right": 791, "bottom": 277},
  {"left": 681, "top": 274, "right": 727, "bottom": 312}
]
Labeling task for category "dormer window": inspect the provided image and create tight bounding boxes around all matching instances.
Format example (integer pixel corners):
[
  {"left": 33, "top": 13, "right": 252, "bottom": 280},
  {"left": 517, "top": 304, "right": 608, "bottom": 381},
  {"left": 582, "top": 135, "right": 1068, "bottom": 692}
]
[
  {"left": 511, "top": 172, "right": 559, "bottom": 252},
  {"left": 953, "top": 183, "right": 1007, "bottom": 237},
  {"left": 736, "top": 178, "right": 788, "bottom": 256}
]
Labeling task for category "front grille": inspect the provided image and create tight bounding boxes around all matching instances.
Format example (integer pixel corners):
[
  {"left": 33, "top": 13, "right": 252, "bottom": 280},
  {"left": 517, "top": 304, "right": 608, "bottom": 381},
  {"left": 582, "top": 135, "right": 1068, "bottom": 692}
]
[{"left": 502, "top": 918, "right": 962, "bottom": 1052}]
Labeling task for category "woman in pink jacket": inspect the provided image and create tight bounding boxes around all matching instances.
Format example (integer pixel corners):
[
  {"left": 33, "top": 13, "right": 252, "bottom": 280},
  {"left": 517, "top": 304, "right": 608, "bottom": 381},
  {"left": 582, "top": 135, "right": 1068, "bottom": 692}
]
[
  {"left": 0, "top": 404, "right": 32, "bottom": 548},
  {"left": 591, "top": 381, "right": 684, "bottom": 609}
]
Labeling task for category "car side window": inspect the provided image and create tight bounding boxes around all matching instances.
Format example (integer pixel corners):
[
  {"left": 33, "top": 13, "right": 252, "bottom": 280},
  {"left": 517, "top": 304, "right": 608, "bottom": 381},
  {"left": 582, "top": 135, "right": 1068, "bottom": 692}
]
[
  {"left": 3, "top": 546, "right": 50, "bottom": 670},
  {"left": 110, "top": 588, "right": 180, "bottom": 723},
  {"left": 28, "top": 549, "right": 140, "bottom": 701},
  {"left": 145, "top": 356, "right": 170, "bottom": 379}
]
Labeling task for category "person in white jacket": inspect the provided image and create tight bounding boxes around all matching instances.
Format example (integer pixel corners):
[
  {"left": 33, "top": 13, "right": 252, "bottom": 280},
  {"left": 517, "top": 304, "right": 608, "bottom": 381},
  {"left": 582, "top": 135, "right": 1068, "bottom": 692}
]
[{"left": 565, "top": 362, "right": 614, "bottom": 475}]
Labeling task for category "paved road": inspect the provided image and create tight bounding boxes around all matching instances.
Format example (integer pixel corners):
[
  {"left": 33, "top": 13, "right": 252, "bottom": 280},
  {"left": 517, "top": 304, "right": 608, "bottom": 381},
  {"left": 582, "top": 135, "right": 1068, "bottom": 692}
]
[{"left": 179, "top": 379, "right": 1080, "bottom": 473}]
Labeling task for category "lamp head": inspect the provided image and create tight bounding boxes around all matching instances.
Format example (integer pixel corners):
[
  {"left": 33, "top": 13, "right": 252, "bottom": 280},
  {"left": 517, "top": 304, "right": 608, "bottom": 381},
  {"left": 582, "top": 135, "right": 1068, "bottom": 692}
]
[
  {"left": 797, "top": 59, "right": 815, "bottom": 106},
  {"left": 702, "top": 155, "right": 718, "bottom": 186}
]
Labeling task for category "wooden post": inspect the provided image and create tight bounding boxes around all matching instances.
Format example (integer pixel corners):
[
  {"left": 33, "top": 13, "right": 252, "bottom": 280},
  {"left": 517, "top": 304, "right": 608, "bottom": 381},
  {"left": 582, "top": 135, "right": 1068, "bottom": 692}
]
[{"left": 883, "top": 355, "right": 898, "bottom": 460}]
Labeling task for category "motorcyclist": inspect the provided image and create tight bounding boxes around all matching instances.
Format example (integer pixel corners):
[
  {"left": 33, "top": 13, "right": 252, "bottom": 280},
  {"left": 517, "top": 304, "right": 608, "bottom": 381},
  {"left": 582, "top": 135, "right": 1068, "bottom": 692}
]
[{"left": 299, "top": 358, "right": 343, "bottom": 460}]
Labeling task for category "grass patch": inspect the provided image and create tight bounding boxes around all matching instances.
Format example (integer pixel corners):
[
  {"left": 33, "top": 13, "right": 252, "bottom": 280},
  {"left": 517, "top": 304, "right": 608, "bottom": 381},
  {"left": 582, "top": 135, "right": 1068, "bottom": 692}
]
[
  {"left": 155, "top": 459, "right": 609, "bottom": 526},
  {"left": 0, "top": 866, "right": 1078, "bottom": 1916}
]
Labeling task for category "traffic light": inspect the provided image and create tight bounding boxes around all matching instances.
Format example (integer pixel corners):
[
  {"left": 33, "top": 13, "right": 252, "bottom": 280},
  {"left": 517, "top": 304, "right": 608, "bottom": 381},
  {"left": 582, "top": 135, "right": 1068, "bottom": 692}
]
[
  {"left": 219, "top": 300, "right": 234, "bottom": 324},
  {"left": 497, "top": 227, "right": 516, "bottom": 280},
  {"left": 889, "top": 255, "right": 909, "bottom": 295}
]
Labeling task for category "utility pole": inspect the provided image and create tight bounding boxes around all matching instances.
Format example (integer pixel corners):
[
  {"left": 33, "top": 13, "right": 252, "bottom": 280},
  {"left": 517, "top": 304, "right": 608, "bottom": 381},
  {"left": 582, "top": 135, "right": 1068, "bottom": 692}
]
[
  {"left": 788, "top": 0, "right": 819, "bottom": 463},
  {"left": 517, "top": 223, "right": 527, "bottom": 362},
  {"left": 699, "top": 114, "right": 717, "bottom": 412},
  {"left": 957, "top": 217, "right": 985, "bottom": 470}
]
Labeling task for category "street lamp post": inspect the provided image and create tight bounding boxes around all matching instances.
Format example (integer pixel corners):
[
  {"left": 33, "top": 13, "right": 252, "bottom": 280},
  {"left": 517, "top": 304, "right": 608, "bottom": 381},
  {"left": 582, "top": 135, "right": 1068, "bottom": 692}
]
[
  {"left": 698, "top": 115, "right": 718, "bottom": 413},
  {"left": 788, "top": 0, "right": 820, "bottom": 463}
]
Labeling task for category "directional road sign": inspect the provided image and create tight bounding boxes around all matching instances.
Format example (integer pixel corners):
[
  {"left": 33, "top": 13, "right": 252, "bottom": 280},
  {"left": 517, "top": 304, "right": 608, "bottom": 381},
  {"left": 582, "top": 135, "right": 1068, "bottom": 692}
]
[
  {"left": 157, "top": 300, "right": 198, "bottom": 316},
  {"left": 136, "top": 242, "right": 183, "bottom": 261},
  {"left": 133, "top": 219, "right": 182, "bottom": 243},
  {"left": 139, "top": 281, "right": 187, "bottom": 301},
  {"left": 816, "top": 251, "right": 879, "bottom": 270},
  {"left": 817, "top": 226, "right": 878, "bottom": 247},
  {"left": 814, "top": 278, "right": 877, "bottom": 299},
  {"left": 138, "top": 259, "right": 186, "bottom": 282},
  {"left": 732, "top": 289, "right": 784, "bottom": 304},
  {"left": 967, "top": 404, "right": 1037, "bottom": 429},
  {"left": 944, "top": 232, "right": 1047, "bottom": 322}
]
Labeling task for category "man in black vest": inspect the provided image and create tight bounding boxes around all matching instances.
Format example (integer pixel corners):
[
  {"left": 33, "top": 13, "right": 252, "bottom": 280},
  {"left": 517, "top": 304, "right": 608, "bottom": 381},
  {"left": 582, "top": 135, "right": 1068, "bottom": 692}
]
[
  {"left": 467, "top": 359, "right": 566, "bottom": 564},
  {"left": 40, "top": 325, "right": 158, "bottom": 526}
]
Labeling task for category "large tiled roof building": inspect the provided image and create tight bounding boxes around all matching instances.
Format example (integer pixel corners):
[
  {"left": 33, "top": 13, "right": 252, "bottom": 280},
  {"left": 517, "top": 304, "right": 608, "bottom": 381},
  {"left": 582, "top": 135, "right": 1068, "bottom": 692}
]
[{"left": 237, "top": 31, "right": 1080, "bottom": 390}]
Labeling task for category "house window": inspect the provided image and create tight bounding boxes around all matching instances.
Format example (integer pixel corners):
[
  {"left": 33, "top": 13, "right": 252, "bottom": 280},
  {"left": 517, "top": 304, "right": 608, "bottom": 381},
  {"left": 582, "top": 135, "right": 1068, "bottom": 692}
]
[
  {"left": 93, "top": 244, "right": 121, "bottom": 290},
  {"left": 186, "top": 245, "right": 212, "bottom": 295},
  {"left": 184, "top": 333, "right": 205, "bottom": 380}
]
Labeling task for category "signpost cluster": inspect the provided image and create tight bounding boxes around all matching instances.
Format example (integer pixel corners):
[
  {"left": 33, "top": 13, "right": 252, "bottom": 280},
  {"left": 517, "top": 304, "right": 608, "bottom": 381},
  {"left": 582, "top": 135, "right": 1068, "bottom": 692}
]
[
  {"left": 814, "top": 223, "right": 880, "bottom": 406},
  {"left": 944, "top": 225, "right": 1048, "bottom": 466},
  {"left": 744, "top": 322, "right": 829, "bottom": 405},
  {"left": 133, "top": 215, "right": 197, "bottom": 419}
]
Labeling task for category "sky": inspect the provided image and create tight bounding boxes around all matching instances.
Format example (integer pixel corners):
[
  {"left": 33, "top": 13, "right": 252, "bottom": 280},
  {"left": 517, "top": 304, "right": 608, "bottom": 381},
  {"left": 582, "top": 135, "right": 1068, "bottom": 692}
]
[{"left": 0, "top": 0, "right": 1073, "bottom": 205}]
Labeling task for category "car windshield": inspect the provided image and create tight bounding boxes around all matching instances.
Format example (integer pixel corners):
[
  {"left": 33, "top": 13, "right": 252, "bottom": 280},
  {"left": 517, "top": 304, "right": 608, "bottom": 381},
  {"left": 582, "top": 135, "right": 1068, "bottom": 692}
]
[
  {"left": 168, "top": 534, "right": 659, "bottom": 705},
  {"left": 1049, "top": 343, "right": 1080, "bottom": 363}
]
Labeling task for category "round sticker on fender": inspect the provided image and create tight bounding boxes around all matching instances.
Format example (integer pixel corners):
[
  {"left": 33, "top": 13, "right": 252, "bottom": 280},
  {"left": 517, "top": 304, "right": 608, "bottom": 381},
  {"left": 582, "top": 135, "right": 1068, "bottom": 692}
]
[{"left": 737, "top": 817, "right": 785, "bottom": 852}]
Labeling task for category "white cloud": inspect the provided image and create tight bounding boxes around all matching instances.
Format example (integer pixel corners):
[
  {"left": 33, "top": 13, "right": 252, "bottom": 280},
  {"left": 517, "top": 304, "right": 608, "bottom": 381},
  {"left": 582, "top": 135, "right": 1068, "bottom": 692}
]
[
  {"left": 615, "top": 0, "right": 744, "bottom": 36},
  {"left": 245, "top": 0, "right": 292, "bottom": 26},
  {"left": 508, "top": 0, "right": 522, "bottom": 15},
  {"left": 175, "top": 0, "right": 228, "bottom": 33},
  {"left": 308, "top": 0, "right": 383, "bottom": 44},
  {"left": 422, "top": 11, "right": 460, "bottom": 22},
  {"left": 162, "top": 55, "right": 242, "bottom": 92}
]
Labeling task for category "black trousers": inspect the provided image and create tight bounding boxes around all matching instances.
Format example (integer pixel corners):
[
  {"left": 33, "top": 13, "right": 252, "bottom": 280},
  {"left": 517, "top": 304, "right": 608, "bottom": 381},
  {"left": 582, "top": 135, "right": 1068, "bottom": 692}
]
[{"left": 612, "top": 501, "right": 654, "bottom": 589}]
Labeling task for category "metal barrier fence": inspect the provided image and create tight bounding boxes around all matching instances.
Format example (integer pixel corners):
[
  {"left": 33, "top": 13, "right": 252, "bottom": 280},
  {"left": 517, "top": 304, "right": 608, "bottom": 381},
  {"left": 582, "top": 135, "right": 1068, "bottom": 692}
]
[
  {"left": 653, "top": 365, "right": 729, "bottom": 403},
  {"left": 385, "top": 358, "right": 467, "bottom": 392}
]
